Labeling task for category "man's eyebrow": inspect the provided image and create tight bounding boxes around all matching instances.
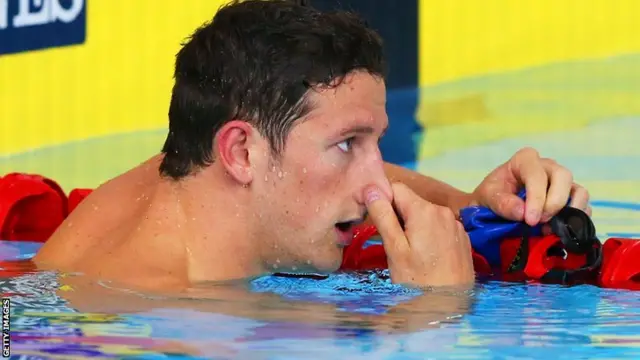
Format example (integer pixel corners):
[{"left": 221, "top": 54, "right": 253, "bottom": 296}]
[{"left": 339, "top": 124, "right": 388, "bottom": 137}]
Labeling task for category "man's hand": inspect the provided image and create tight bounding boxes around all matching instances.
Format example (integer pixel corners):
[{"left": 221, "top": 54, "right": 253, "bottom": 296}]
[
  {"left": 364, "top": 182, "right": 474, "bottom": 288},
  {"left": 471, "top": 147, "right": 591, "bottom": 226}
]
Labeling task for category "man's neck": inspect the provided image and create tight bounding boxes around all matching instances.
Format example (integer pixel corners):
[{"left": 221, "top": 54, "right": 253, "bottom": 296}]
[{"left": 163, "top": 170, "right": 268, "bottom": 284}]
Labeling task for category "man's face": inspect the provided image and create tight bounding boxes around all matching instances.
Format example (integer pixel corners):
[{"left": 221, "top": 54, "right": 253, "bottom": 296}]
[{"left": 250, "top": 72, "right": 391, "bottom": 273}]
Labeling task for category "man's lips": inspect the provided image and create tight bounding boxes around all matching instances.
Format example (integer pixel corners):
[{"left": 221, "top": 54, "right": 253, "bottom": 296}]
[
  {"left": 334, "top": 220, "right": 361, "bottom": 246},
  {"left": 335, "top": 225, "right": 355, "bottom": 246}
]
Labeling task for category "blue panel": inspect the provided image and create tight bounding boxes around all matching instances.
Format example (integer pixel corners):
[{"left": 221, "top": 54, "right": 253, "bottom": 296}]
[
  {"left": 0, "top": 0, "right": 86, "bottom": 56},
  {"left": 311, "top": 0, "right": 421, "bottom": 164}
]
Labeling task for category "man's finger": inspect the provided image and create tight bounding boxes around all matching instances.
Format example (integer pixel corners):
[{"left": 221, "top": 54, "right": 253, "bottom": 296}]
[
  {"left": 511, "top": 148, "right": 548, "bottom": 226},
  {"left": 489, "top": 192, "right": 526, "bottom": 221},
  {"left": 541, "top": 159, "right": 573, "bottom": 222},
  {"left": 568, "top": 183, "right": 590, "bottom": 213},
  {"left": 386, "top": 182, "right": 422, "bottom": 224},
  {"left": 364, "top": 185, "right": 409, "bottom": 256}
]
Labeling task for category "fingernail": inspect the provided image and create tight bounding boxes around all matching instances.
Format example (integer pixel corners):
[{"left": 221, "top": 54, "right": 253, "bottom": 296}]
[
  {"left": 527, "top": 208, "right": 540, "bottom": 223},
  {"left": 365, "top": 187, "right": 381, "bottom": 205}
]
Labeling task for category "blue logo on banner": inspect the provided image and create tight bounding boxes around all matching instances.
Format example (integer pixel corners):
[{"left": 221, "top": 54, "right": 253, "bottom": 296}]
[{"left": 0, "top": 0, "right": 86, "bottom": 56}]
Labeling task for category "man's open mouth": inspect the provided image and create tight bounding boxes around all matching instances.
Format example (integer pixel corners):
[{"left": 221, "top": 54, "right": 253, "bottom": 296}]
[
  {"left": 335, "top": 221, "right": 355, "bottom": 232},
  {"left": 334, "top": 219, "right": 363, "bottom": 246}
]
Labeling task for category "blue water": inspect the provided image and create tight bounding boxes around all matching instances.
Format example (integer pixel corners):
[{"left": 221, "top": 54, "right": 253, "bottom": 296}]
[{"left": 1, "top": 235, "right": 640, "bottom": 359}]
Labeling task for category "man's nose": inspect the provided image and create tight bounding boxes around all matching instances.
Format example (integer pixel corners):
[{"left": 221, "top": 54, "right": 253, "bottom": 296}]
[{"left": 357, "top": 150, "right": 393, "bottom": 204}]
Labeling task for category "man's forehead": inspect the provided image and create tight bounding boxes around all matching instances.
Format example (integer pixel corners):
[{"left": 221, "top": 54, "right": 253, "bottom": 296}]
[
  {"left": 304, "top": 79, "right": 387, "bottom": 130},
  {"left": 311, "top": 72, "right": 386, "bottom": 104}
]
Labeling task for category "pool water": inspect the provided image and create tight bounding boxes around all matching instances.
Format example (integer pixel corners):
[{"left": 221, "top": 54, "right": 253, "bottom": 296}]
[{"left": 1, "top": 238, "right": 640, "bottom": 359}]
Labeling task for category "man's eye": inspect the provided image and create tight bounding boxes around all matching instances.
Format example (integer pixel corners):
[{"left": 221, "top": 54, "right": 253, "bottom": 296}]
[{"left": 337, "top": 138, "right": 354, "bottom": 153}]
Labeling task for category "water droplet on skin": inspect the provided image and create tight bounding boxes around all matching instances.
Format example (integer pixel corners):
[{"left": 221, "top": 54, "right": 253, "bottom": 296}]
[
  {"left": 191, "top": 217, "right": 196, "bottom": 221},
  {"left": 276, "top": 258, "right": 281, "bottom": 264},
  {"left": 271, "top": 165, "right": 276, "bottom": 172},
  {"left": 296, "top": 197, "right": 300, "bottom": 203},
  {"left": 315, "top": 206, "right": 320, "bottom": 213},
  {"left": 264, "top": 175, "right": 268, "bottom": 181},
  {"left": 277, "top": 171, "right": 283, "bottom": 179},
  {"left": 67, "top": 222, "right": 73, "bottom": 227},
  {"left": 273, "top": 264, "right": 279, "bottom": 269},
  {"left": 292, "top": 266, "right": 297, "bottom": 271},
  {"left": 302, "top": 167, "right": 307, "bottom": 174},
  {"left": 306, "top": 260, "right": 312, "bottom": 265},
  {"left": 92, "top": 205, "right": 98, "bottom": 211}
]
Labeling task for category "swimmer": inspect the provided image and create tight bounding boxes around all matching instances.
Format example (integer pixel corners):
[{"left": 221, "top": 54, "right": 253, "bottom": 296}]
[{"left": 33, "top": 0, "right": 591, "bottom": 291}]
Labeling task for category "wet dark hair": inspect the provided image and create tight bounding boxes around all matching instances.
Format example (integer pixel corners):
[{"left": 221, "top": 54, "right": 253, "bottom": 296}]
[{"left": 159, "top": 0, "right": 386, "bottom": 179}]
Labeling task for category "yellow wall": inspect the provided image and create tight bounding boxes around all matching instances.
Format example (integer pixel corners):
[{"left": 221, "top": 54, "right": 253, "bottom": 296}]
[
  {"left": 418, "top": 0, "right": 640, "bottom": 86},
  {"left": 415, "top": 0, "right": 640, "bottom": 159},
  {"left": 0, "top": 0, "right": 229, "bottom": 156}
]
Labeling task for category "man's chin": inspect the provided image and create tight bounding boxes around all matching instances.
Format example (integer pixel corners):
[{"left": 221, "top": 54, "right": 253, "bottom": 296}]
[
  {"left": 285, "top": 252, "right": 340, "bottom": 275},
  {"left": 308, "top": 256, "right": 343, "bottom": 274},
  {"left": 271, "top": 244, "right": 344, "bottom": 275}
]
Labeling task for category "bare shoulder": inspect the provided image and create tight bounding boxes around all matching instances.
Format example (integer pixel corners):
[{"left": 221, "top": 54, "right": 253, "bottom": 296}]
[{"left": 33, "top": 155, "right": 164, "bottom": 268}]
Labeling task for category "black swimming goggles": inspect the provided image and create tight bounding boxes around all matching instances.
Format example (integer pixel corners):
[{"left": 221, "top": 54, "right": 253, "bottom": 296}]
[{"left": 507, "top": 206, "right": 603, "bottom": 285}]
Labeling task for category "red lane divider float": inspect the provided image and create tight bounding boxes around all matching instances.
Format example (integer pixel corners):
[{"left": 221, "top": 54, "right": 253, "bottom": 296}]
[{"left": 0, "top": 172, "right": 638, "bottom": 290}]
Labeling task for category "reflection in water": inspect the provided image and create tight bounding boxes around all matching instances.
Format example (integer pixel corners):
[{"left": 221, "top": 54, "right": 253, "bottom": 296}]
[{"left": 1, "top": 258, "right": 474, "bottom": 358}]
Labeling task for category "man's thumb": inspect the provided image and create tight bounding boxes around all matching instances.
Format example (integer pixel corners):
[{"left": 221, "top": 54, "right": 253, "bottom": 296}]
[{"left": 490, "top": 192, "right": 526, "bottom": 221}]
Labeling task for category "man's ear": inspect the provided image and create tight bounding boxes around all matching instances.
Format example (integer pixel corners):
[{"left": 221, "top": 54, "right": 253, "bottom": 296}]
[{"left": 215, "top": 120, "right": 255, "bottom": 185}]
